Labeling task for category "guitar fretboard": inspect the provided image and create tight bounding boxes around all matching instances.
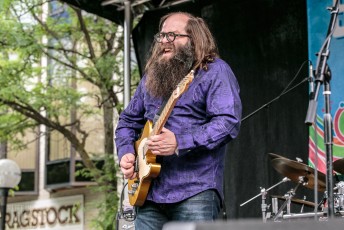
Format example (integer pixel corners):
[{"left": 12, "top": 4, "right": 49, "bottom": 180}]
[{"left": 151, "top": 71, "right": 194, "bottom": 137}]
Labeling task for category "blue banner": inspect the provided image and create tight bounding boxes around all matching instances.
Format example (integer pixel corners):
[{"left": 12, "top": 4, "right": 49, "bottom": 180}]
[{"left": 307, "top": 0, "right": 344, "bottom": 173}]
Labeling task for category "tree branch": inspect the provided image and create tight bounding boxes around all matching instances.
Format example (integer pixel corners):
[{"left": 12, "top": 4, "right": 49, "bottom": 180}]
[
  {"left": 44, "top": 45, "right": 90, "bottom": 59},
  {"left": 0, "top": 98, "right": 99, "bottom": 174},
  {"left": 73, "top": 7, "right": 96, "bottom": 59},
  {"left": 41, "top": 47, "right": 99, "bottom": 86}
]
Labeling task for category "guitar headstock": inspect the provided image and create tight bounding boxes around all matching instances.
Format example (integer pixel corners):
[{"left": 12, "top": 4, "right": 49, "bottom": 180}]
[{"left": 172, "top": 70, "right": 194, "bottom": 98}]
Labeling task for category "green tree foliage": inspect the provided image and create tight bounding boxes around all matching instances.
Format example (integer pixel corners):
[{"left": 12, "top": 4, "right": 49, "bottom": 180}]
[{"left": 0, "top": 0, "right": 140, "bottom": 228}]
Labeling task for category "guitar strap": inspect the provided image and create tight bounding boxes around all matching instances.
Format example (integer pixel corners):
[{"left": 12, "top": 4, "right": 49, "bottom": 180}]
[{"left": 152, "top": 98, "right": 168, "bottom": 126}]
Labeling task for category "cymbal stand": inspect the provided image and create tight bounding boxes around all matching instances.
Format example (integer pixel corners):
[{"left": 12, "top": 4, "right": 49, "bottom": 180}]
[
  {"left": 240, "top": 177, "right": 290, "bottom": 223},
  {"left": 273, "top": 180, "right": 302, "bottom": 221}
]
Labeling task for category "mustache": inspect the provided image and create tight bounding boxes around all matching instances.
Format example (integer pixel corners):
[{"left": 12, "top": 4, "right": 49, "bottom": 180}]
[{"left": 159, "top": 43, "right": 174, "bottom": 53}]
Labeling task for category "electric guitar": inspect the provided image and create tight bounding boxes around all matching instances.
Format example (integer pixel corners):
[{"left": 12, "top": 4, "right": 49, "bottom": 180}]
[{"left": 128, "top": 70, "right": 195, "bottom": 206}]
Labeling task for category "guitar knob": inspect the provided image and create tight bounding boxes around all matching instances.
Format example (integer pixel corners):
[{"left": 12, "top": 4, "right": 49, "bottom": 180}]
[{"left": 131, "top": 183, "right": 138, "bottom": 189}]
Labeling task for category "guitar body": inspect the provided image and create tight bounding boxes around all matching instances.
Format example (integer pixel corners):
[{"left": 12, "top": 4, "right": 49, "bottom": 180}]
[
  {"left": 128, "top": 120, "right": 161, "bottom": 206},
  {"left": 127, "top": 70, "right": 194, "bottom": 207}
]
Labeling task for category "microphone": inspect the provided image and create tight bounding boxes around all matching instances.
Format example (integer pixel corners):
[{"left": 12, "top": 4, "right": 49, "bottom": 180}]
[{"left": 309, "top": 62, "right": 314, "bottom": 99}]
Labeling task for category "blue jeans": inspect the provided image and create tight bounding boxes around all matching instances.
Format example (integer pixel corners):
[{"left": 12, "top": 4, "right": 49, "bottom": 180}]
[{"left": 134, "top": 189, "right": 221, "bottom": 230}]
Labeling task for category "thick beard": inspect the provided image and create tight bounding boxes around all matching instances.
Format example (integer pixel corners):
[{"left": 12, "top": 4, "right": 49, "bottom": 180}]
[{"left": 145, "top": 43, "right": 195, "bottom": 99}]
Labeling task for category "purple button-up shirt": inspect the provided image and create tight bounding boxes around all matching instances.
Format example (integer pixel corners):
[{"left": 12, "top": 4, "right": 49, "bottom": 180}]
[{"left": 115, "top": 58, "right": 242, "bottom": 203}]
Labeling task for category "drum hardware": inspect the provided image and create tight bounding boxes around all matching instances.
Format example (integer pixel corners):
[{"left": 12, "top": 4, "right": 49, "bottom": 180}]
[
  {"left": 315, "top": 182, "right": 344, "bottom": 214},
  {"left": 267, "top": 153, "right": 328, "bottom": 221},
  {"left": 240, "top": 177, "right": 290, "bottom": 223},
  {"left": 282, "top": 210, "right": 344, "bottom": 220},
  {"left": 300, "top": 197, "right": 305, "bottom": 213},
  {"left": 332, "top": 181, "right": 344, "bottom": 211},
  {"left": 334, "top": 193, "right": 344, "bottom": 211},
  {"left": 242, "top": 153, "right": 344, "bottom": 222},
  {"left": 333, "top": 160, "right": 344, "bottom": 211},
  {"left": 282, "top": 211, "right": 325, "bottom": 220},
  {"left": 271, "top": 197, "right": 279, "bottom": 215},
  {"left": 272, "top": 178, "right": 306, "bottom": 222},
  {"left": 317, "top": 191, "right": 327, "bottom": 211},
  {"left": 270, "top": 195, "right": 316, "bottom": 209},
  {"left": 334, "top": 181, "right": 344, "bottom": 194}
]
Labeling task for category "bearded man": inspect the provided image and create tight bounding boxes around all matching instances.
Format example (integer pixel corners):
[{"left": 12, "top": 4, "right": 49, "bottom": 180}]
[{"left": 115, "top": 12, "right": 242, "bottom": 230}]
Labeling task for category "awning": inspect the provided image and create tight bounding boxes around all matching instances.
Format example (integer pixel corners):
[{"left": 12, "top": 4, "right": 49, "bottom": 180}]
[{"left": 59, "top": 0, "right": 194, "bottom": 24}]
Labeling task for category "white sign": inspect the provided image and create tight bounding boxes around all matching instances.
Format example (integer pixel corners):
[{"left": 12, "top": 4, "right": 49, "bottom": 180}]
[{"left": 5, "top": 195, "right": 84, "bottom": 230}]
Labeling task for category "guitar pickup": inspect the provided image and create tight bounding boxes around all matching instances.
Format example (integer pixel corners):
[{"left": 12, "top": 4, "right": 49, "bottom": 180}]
[{"left": 134, "top": 157, "right": 139, "bottom": 172}]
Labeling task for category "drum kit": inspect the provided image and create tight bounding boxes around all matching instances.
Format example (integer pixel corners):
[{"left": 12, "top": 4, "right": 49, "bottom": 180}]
[{"left": 240, "top": 153, "right": 344, "bottom": 222}]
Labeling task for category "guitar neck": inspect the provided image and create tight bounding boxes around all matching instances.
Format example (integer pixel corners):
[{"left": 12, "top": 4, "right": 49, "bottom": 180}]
[
  {"left": 150, "top": 70, "right": 194, "bottom": 136},
  {"left": 151, "top": 96, "right": 176, "bottom": 136}
]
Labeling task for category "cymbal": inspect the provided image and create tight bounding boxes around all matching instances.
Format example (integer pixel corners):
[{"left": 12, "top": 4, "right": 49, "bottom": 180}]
[
  {"left": 268, "top": 153, "right": 288, "bottom": 160},
  {"left": 333, "top": 158, "right": 344, "bottom": 175},
  {"left": 271, "top": 158, "right": 326, "bottom": 192},
  {"left": 271, "top": 195, "right": 316, "bottom": 207}
]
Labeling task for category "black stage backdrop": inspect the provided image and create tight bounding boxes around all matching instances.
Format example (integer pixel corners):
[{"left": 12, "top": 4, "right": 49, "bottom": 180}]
[{"left": 132, "top": 0, "right": 319, "bottom": 219}]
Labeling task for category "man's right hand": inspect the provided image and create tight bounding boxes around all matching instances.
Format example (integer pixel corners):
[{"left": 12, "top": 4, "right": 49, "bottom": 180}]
[{"left": 119, "top": 153, "right": 137, "bottom": 179}]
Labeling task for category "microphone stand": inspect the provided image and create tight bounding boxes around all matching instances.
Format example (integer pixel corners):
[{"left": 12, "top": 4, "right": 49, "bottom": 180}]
[{"left": 304, "top": 0, "right": 340, "bottom": 219}]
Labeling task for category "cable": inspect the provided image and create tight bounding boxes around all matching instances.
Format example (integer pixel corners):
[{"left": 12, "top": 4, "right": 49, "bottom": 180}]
[
  {"left": 118, "top": 182, "right": 136, "bottom": 222},
  {"left": 242, "top": 60, "right": 311, "bottom": 122},
  {"left": 280, "top": 59, "right": 311, "bottom": 96}
]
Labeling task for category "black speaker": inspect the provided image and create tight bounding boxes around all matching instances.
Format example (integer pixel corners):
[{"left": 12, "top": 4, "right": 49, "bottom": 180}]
[{"left": 163, "top": 218, "right": 344, "bottom": 230}]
